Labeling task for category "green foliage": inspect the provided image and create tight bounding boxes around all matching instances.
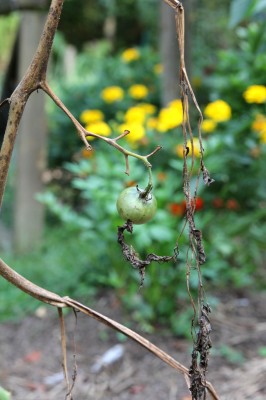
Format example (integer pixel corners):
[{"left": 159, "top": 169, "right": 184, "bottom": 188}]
[
  {"left": 39, "top": 20, "right": 266, "bottom": 334},
  {"left": 0, "top": 387, "right": 11, "bottom": 400},
  {"left": 229, "top": 0, "right": 266, "bottom": 27},
  {"left": 0, "top": 13, "right": 19, "bottom": 84},
  {"left": 258, "top": 346, "right": 266, "bottom": 357},
  {"left": 0, "top": 228, "right": 98, "bottom": 321},
  {"left": 215, "top": 345, "right": 245, "bottom": 364},
  {"left": 58, "top": 0, "right": 158, "bottom": 49}
]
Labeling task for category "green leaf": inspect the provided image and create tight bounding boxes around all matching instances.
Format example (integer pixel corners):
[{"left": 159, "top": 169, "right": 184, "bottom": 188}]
[
  {"left": 148, "top": 225, "right": 173, "bottom": 242},
  {"left": 254, "top": 0, "right": 266, "bottom": 12},
  {"left": 219, "top": 345, "right": 245, "bottom": 364},
  {"left": 258, "top": 346, "right": 266, "bottom": 357},
  {"left": 229, "top": 0, "right": 257, "bottom": 27},
  {"left": 0, "top": 387, "right": 11, "bottom": 400}
]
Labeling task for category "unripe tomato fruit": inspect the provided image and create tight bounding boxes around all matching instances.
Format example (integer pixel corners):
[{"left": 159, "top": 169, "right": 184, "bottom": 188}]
[{"left": 116, "top": 186, "right": 157, "bottom": 224}]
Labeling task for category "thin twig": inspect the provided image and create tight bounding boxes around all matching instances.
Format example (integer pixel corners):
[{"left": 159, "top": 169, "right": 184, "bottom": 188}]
[
  {"left": 58, "top": 308, "right": 71, "bottom": 396},
  {"left": 0, "top": 98, "right": 10, "bottom": 108},
  {"left": 40, "top": 81, "right": 161, "bottom": 175}
]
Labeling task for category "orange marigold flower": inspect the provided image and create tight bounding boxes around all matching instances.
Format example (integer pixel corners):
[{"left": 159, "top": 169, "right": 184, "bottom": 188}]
[
  {"left": 82, "top": 148, "right": 95, "bottom": 158},
  {"left": 157, "top": 172, "right": 167, "bottom": 181},
  {"left": 226, "top": 199, "right": 239, "bottom": 210},
  {"left": 169, "top": 202, "right": 185, "bottom": 216},
  {"left": 251, "top": 114, "right": 266, "bottom": 132},
  {"left": 126, "top": 180, "right": 137, "bottom": 187},
  {"left": 191, "top": 197, "right": 204, "bottom": 211}
]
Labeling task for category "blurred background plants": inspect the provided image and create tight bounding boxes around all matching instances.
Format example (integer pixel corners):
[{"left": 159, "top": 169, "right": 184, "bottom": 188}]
[{"left": 1, "top": 0, "right": 266, "bottom": 335}]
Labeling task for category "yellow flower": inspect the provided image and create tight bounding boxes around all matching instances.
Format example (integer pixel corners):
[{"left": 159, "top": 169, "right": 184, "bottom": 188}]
[
  {"left": 101, "top": 86, "right": 124, "bottom": 103},
  {"left": 243, "top": 85, "right": 266, "bottom": 104},
  {"left": 201, "top": 119, "right": 217, "bottom": 133},
  {"left": 157, "top": 106, "right": 183, "bottom": 132},
  {"left": 154, "top": 64, "right": 163, "bottom": 74},
  {"left": 85, "top": 121, "right": 111, "bottom": 140},
  {"left": 168, "top": 99, "right": 183, "bottom": 112},
  {"left": 204, "top": 100, "right": 232, "bottom": 122},
  {"left": 80, "top": 109, "right": 104, "bottom": 124},
  {"left": 121, "top": 48, "right": 140, "bottom": 63},
  {"left": 176, "top": 138, "right": 201, "bottom": 158},
  {"left": 147, "top": 117, "right": 158, "bottom": 129},
  {"left": 124, "top": 106, "right": 146, "bottom": 124},
  {"left": 118, "top": 122, "right": 145, "bottom": 143},
  {"left": 128, "top": 84, "right": 149, "bottom": 100},
  {"left": 259, "top": 130, "right": 266, "bottom": 143},
  {"left": 137, "top": 103, "right": 157, "bottom": 115},
  {"left": 251, "top": 114, "right": 266, "bottom": 132}
]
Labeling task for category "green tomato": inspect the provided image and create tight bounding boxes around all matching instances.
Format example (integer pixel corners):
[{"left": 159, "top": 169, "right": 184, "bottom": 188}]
[{"left": 116, "top": 186, "right": 157, "bottom": 224}]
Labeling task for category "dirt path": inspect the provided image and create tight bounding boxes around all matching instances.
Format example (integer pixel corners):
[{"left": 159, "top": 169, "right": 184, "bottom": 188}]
[{"left": 0, "top": 291, "right": 266, "bottom": 399}]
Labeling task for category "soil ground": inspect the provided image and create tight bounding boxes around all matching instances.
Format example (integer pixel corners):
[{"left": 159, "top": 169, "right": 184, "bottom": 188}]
[{"left": 0, "top": 290, "right": 266, "bottom": 400}]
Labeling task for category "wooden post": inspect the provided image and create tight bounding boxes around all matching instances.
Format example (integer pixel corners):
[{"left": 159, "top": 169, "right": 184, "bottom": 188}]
[
  {"left": 160, "top": 0, "right": 192, "bottom": 106},
  {"left": 160, "top": 1, "right": 179, "bottom": 106},
  {"left": 14, "top": 11, "right": 47, "bottom": 252}
]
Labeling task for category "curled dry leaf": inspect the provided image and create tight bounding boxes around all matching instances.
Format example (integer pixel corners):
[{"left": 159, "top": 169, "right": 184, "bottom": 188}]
[{"left": 117, "top": 220, "right": 175, "bottom": 286}]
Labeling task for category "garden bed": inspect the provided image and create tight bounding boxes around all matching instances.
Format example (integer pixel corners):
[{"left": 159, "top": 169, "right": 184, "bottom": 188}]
[{"left": 0, "top": 290, "right": 266, "bottom": 399}]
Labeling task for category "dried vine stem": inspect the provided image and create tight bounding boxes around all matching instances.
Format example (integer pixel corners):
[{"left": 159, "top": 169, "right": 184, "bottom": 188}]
[
  {"left": 0, "top": 0, "right": 219, "bottom": 398},
  {"left": 169, "top": 1, "right": 215, "bottom": 399}
]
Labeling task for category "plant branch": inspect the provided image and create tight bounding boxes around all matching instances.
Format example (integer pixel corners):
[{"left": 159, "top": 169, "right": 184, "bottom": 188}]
[
  {"left": 40, "top": 81, "right": 91, "bottom": 149},
  {"left": 0, "top": 98, "right": 10, "bottom": 108},
  {"left": 0, "top": 256, "right": 219, "bottom": 399},
  {"left": 41, "top": 81, "right": 162, "bottom": 176},
  {"left": 163, "top": 0, "right": 182, "bottom": 11}
]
